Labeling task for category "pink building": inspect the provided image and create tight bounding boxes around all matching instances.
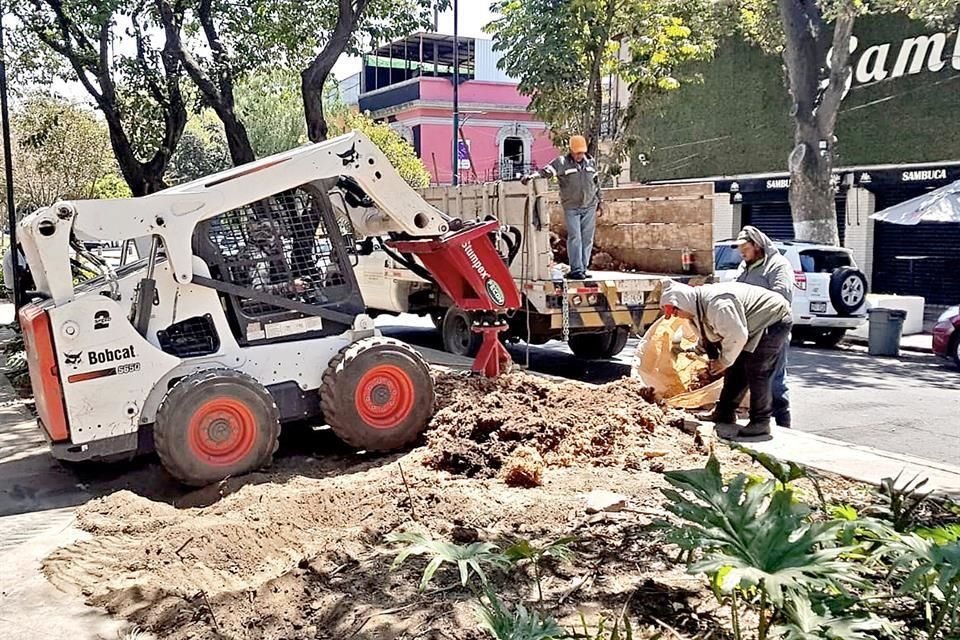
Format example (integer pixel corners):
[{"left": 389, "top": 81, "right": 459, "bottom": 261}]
[{"left": 346, "top": 33, "right": 560, "bottom": 185}]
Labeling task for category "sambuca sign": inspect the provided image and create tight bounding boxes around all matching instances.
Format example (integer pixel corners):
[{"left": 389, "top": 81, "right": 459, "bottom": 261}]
[{"left": 830, "top": 27, "right": 960, "bottom": 97}]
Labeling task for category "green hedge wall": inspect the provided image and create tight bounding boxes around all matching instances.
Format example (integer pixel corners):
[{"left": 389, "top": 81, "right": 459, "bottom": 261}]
[{"left": 631, "top": 14, "right": 960, "bottom": 182}]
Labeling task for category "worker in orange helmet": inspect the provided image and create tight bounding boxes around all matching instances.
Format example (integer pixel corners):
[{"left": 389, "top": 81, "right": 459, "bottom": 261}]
[{"left": 522, "top": 135, "right": 603, "bottom": 280}]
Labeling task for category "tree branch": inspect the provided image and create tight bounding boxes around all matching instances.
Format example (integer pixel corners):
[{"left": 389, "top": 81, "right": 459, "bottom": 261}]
[
  {"left": 301, "top": 0, "right": 371, "bottom": 142},
  {"left": 816, "top": 3, "right": 856, "bottom": 135},
  {"left": 131, "top": 6, "right": 169, "bottom": 109}
]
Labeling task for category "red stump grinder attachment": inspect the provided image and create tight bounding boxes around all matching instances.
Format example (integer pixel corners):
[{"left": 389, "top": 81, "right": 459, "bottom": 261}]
[{"left": 389, "top": 220, "right": 520, "bottom": 377}]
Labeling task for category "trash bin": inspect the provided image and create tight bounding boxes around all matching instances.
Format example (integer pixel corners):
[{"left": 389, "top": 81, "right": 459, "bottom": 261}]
[{"left": 868, "top": 308, "right": 907, "bottom": 356}]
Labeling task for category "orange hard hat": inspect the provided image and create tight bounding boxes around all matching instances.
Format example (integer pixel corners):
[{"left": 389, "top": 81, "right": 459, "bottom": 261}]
[{"left": 569, "top": 135, "right": 588, "bottom": 154}]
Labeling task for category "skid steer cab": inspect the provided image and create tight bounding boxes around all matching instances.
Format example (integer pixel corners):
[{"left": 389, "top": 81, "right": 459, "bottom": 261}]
[{"left": 17, "top": 132, "right": 520, "bottom": 485}]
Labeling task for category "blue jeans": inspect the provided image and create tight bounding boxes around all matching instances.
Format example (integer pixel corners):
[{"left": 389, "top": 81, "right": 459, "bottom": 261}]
[
  {"left": 565, "top": 205, "right": 597, "bottom": 276},
  {"left": 771, "top": 342, "right": 790, "bottom": 427}
]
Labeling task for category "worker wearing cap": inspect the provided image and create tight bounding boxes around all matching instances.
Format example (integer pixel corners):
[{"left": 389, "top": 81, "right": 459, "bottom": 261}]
[
  {"left": 733, "top": 226, "right": 793, "bottom": 427},
  {"left": 522, "top": 135, "right": 602, "bottom": 280},
  {"left": 660, "top": 280, "right": 792, "bottom": 437}
]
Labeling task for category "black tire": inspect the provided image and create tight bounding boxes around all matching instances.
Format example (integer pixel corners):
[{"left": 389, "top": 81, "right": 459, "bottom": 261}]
[
  {"left": 813, "top": 328, "right": 846, "bottom": 348},
  {"left": 320, "top": 337, "right": 435, "bottom": 451},
  {"left": 154, "top": 369, "right": 280, "bottom": 486},
  {"left": 950, "top": 334, "right": 960, "bottom": 370},
  {"left": 568, "top": 327, "right": 630, "bottom": 359},
  {"left": 441, "top": 307, "right": 482, "bottom": 357},
  {"left": 829, "top": 268, "right": 868, "bottom": 316}
]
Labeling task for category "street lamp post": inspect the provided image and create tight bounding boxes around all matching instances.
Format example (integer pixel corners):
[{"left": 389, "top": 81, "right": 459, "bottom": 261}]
[
  {"left": 451, "top": 0, "right": 459, "bottom": 186},
  {"left": 0, "top": 4, "right": 21, "bottom": 313}
]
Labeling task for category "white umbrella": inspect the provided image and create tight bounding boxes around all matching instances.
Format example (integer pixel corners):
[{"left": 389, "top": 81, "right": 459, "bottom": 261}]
[{"left": 870, "top": 178, "right": 960, "bottom": 225}]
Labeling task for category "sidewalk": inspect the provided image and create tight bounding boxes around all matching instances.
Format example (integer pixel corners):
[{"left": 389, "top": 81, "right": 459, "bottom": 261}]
[
  {"left": 844, "top": 332, "right": 933, "bottom": 354},
  {"left": 0, "top": 369, "right": 130, "bottom": 640},
  {"left": 725, "top": 426, "right": 960, "bottom": 498}
]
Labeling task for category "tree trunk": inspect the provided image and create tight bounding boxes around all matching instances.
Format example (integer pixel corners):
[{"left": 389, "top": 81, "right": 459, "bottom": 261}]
[
  {"left": 787, "top": 138, "right": 837, "bottom": 243},
  {"left": 301, "top": 0, "right": 370, "bottom": 143},
  {"left": 157, "top": 0, "right": 256, "bottom": 165},
  {"left": 584, "top": 0, "right": 617, "bottom": 159},
  {"left": 302, "top": 67, "right": 332, "bottom": 143},
  {"left": 777, "top": 0, "right": 855, "bottom": 246}
]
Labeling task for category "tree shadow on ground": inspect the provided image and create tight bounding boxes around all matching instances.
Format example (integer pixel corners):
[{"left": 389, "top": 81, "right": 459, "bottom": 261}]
[{"left": 788, "top": 345, "right": 960, "bottom": 391}]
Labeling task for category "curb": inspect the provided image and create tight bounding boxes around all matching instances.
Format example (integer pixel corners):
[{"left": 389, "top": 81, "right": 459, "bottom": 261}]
[
  {"left": 843, "top": 335, "right": 934, "bottom": 355},
  {"left": 727, "top": 425, "right": 960, "bottom": 498}
]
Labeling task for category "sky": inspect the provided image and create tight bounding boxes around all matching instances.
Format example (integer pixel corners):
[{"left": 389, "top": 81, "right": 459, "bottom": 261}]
[
  {"left": 332, "top": 4, "right": 498, "bottom": 79},
  {"left": 38, "top": 4, "right": 499, "bottom": 104}
]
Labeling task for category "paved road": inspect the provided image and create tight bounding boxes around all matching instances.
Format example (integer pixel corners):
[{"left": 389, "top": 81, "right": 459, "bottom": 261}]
[{"left": 379, "top": 315, "right": 960, "bottom": 467}]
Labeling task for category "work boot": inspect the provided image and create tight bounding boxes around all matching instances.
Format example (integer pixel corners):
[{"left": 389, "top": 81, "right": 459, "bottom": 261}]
[
  {"left": 775, "top": 412, "right": 792, "bottom": 428},
  {"left": 738, "top": 419, "right": 772, "bottom": 437},
  {"left": 565, "top": 271, "right": 585, "bottom": 280},
  {"left": 698, "top": 409, "right": 737, "bottom": 425}
]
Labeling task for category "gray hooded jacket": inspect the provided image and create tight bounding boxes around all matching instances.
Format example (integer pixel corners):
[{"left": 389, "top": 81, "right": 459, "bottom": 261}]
[
  {"left": 660, "top": 281, "right": 791, "bottom": 368},
  {"left": 734, "top": 226, "right": 794, "bottom": 303}
]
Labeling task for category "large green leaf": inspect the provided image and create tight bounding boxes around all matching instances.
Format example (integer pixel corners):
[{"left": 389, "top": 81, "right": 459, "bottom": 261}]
[
  {"left": 664, "top": 456, "right": 862, "bottom": 607},
  {"left": 773, "top": 598, "right": 899, "bottom": 640}
]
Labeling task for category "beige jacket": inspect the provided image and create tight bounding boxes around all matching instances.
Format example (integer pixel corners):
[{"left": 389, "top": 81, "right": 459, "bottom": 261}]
[{"left": 660, "top": 281, "right": 791, "bottom": 368}]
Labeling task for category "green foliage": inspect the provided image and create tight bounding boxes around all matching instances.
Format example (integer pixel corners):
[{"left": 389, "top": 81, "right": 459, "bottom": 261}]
[
  {"left": 503, "top": 536, "right": 576, "bottom": 603},
  {"left": 828, "top": 504, "right": 896, "bottom": 553},
  {"left": 330, "top": 111, "right": 431, "bottom": 188},
  {"left": 884, "top": 534, "right": 960, "bottom": 639},
  {"left": 10, "top": 0, "right": 188, "bottom": 195},
  {"left": 663, "top": 455, "right": 873, "bottom": 640},
  {"left": 916, "top": 524, "right": 960, "bottom": 545},
  {"left": 166, "top": 111, "right": 231, "bottom": 184},
  {"left": 870, "top": 473, "right": 933, "bottom": 533},
  {"left": 91, "top": 174, "right": 133, "bottom": 200},
  {"left": 1, "top": 94, "right": 118, "bottom": 211},
  {"left": 474, "top": 587, "right": 565, "bottom": 640},
  {"left": 504, "top": 537, "right": 576, "bottom": 565},
  {"left": 773, "top": 599, "right": 899, "bottom": 640},
  {"left": 387, "top": 531, "right": 508, "bottom": 591},
  {"left": 487, "top": 0, "right": 717, "bottom": 161},
  {"left": 235, "top": 69, "right": 308, "bottom": 157}
]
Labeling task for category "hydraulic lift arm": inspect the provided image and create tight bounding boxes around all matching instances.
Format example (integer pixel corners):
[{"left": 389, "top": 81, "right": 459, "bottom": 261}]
[{"left": 18, "top": 131, "right": 520, "bottom": 375}]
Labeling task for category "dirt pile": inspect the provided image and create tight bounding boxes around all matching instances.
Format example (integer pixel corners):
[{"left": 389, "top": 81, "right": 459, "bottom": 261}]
[
  {"left": 39, "top": 372, "right": 780, "bottom": 640},
  {"left": 427, "top": 372, "right": 688, "bottom": 483}
]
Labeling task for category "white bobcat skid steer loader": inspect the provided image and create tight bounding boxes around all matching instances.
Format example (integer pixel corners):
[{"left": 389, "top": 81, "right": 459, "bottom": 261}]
[{"left": 17, "top": 132, "right": 520, "bottom": 485}]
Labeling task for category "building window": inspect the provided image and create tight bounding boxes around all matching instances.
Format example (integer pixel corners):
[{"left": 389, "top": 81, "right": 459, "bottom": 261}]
[
  {"left": 502, "top": 137, "right": 525, "bottom": 179},
  {"left": 496, "top": 124, "right": 534, "bottom": 180}
]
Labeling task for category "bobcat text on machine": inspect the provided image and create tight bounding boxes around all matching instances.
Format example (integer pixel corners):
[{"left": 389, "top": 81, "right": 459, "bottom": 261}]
[{"left": 17, "top": 132, "right": 520, "bottom": 485}]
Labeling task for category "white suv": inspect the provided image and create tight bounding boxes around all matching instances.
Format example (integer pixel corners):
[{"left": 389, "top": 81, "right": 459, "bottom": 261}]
[{"left": 714, "top": 240, "right": 868, "bottom": 347}]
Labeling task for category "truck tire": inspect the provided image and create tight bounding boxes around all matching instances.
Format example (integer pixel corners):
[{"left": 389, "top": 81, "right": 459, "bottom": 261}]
[
  {"left": 813, "top": 328, "right": 847, "bottom": 348},
  {"left": 154, "top": 369, "right": 280, "bottom": 486},
  {"left": 568, "top": 327, "right": 630, "bottom": 360},
  {"left": 829, "top": 268, "right": 867, "bottom": 316},
  {"left": 320, "top": 337, "right": 435, "bottom": 451},
  {"left": 441, "top": 307, "right": 482, "bottom": 357}
]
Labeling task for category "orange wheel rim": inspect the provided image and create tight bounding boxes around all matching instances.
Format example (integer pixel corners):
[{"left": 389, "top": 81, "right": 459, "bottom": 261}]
[
  {"left": 187, "top": 397, "right": 258, "bottom": 466},
  {"left": 355, "top": 365, "right": 415, "bottom": 430}
]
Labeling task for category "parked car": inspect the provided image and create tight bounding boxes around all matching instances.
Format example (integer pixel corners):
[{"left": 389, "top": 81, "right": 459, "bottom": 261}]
[
  {"left": 714, "top": 239, "right": 869, "bottom": 347},
  {"left": 932, "top": 305, "right": 960, "bottom": 368}
]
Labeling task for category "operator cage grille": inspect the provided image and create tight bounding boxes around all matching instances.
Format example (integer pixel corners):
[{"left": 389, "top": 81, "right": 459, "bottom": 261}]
[{"left": 198, "top": 185, "right": 353, "bottom": 320}]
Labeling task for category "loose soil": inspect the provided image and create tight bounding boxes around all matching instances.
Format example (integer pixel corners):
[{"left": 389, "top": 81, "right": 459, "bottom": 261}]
[{"left": 41, "top": 371, "right": 863, "bottom": 640}]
